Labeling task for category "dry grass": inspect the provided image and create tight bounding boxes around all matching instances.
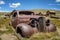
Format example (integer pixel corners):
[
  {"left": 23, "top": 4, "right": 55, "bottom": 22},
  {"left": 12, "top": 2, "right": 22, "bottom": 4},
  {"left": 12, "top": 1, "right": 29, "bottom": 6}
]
[{"left": 0, "top": 10, "right": 60, "bottom": 40}]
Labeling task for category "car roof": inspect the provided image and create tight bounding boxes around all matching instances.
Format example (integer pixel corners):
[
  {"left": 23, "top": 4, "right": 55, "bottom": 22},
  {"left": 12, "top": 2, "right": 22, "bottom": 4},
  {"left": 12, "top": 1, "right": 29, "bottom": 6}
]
[{"left": 10, "top": 10, "right": 34, "bottom": 15}]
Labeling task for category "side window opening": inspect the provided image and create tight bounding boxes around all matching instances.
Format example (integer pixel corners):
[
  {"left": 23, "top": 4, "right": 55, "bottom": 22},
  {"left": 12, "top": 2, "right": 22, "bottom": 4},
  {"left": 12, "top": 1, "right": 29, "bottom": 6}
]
[
  {"left": 12, "top": 12, "right": 17, "bottom": 17},
  {"left": 19, "top": 12, "right": 34, "bottom": 15},
  {"left": 46, "top": 19, "right": 50, "bottom": 26}
]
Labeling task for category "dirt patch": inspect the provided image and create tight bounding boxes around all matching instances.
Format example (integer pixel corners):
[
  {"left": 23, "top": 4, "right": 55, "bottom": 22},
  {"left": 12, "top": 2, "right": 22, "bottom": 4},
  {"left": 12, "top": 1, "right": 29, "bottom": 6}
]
[{"left": 0, "top": 34, "right": 18, "bottom": 40}]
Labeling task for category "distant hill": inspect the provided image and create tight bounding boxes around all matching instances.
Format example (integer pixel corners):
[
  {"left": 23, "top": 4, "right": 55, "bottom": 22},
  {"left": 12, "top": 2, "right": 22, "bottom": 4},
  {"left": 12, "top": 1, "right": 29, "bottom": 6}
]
[
  {"left": 31, "top": 9, "right": 60, "bottom": 14},
  {"left": 0, "top": 9, "right": 60, "bottom": 15},
  {"left": 0, "top": 12, "right": 10, "bottom": 16}
]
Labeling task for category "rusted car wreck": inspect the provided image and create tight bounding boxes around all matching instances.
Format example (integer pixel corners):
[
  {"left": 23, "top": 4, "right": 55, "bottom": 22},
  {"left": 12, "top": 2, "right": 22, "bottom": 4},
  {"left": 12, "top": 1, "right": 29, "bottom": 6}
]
[
  {"left": 45, "top": 10, "right": 60, "bottom": 19},
  {"left": 9, "top": 10, "right": 56, "bottom": 37}
]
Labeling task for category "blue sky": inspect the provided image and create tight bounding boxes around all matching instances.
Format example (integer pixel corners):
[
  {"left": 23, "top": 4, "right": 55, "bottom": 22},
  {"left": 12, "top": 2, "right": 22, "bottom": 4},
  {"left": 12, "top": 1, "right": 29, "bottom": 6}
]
[{"left": 0, "top": 0, "right": 60, "bottom": 12}]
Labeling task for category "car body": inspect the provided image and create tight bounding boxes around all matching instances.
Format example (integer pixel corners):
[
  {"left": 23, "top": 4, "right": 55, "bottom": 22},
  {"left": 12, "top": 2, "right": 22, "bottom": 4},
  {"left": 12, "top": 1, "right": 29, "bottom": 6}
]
[{"left": 10, "top": 10, "right": 56, "bottom": 37}]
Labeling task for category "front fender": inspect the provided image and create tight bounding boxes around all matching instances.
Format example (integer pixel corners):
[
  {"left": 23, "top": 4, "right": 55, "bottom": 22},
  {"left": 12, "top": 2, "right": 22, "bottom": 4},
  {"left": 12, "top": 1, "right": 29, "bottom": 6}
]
[{"left": 16, "top": 23, "right": 34, "bottom": 37}]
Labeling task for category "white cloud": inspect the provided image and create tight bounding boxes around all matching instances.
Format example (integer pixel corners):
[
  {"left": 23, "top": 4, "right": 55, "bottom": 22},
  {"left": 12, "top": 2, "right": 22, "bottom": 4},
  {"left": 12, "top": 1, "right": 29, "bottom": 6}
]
[
  {"left": 50, "top": 8, "right": 60, "bottom": 10},
  {"left": 48, "top": 4, "right": 60, "bottom": 6},
  {"left": 56, "top": 0, "right": 60, "bottom": 2},
  {"left": 0, "top": 1, "right": 5, "bottom": 4},
  {"left": 0, "top": 10, "right": 10, "bottom": 12},
  {"left": 9, "top": 3, "right": 21, "bottom": 8},
  {"left": 57, "top": 4, "right": 60, "bottom": 5},
  {"left": 48, "top": 4, "right": 55, "bottom": 5},
  {"left": 48, "top": 0, "right": 60, "bottom": 5},
  {"left": 0, "top": 7, "right": 1, "bottom": 9},
  {"left": 53, "top": 8, "right": 57, "bottom": 9}
]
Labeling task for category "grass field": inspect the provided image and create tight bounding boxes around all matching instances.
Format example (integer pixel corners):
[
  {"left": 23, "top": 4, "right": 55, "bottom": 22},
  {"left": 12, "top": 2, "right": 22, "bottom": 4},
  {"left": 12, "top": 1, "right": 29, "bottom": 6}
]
[{"left": 0, "top": 9, "right": 60, "bottom": 40}]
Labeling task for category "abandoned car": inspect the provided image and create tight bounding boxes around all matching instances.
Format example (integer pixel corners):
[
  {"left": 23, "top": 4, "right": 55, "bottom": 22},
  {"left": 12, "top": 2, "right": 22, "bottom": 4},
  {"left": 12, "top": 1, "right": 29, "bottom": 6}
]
[
  {"left": 45, "top": 10, "right": 60, "bottom": 19},
  {"left": 9, "top": 10, "right": 56, "bottom": 37}
]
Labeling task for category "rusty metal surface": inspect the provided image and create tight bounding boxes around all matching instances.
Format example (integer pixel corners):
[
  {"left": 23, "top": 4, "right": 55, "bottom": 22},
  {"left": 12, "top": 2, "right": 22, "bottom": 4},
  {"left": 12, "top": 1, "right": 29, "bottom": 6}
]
[
  {"left": 10, "top": 10, "right": 57, "bottom": 37},
  {"left": 11, "top": 10, "right": 44, "bottom": 28},
  {"left": 16, "top": 23, "right": 38, "bottom": 37},
  {"left": 46, "top": 23, "right": 56, "bottom": 32}
]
